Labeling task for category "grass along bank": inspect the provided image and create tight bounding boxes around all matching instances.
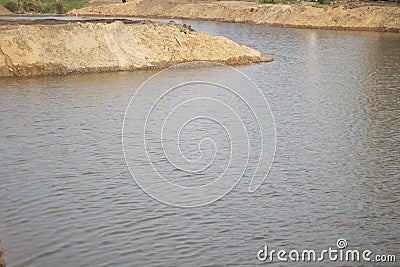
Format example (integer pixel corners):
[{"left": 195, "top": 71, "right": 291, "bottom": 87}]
[{"left": 0, "top": 0, "right": 88, "bottom": 14}]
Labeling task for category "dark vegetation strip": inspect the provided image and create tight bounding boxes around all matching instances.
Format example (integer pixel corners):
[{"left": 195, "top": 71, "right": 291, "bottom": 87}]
[{"left": 0, "top": 0, "right": 89, "bottom": 14}]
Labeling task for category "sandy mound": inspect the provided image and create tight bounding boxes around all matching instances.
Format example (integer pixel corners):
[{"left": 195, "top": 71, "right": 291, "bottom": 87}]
[
  {"left": 0, "top": 20, "right": 271, "bottom": 77},
  {"left": 0, "top": 5, "right": 13, "bottom": 15},
  {"left": 69, "top": 0, "right": 400, "bottom": 32}
]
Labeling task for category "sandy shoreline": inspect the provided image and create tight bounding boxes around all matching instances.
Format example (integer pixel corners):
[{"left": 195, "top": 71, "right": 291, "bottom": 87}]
[
  {"left": 0, "top": 247, "right": 5, "bottom": 267},
  {"left": 0, "top": 19, "right": 271, "bottom": 77},
  {"left": 69, "top": 0, "right": 400, "bottom": 32}
]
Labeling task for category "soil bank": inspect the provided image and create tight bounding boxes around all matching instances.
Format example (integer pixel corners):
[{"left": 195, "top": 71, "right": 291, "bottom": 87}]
[
  {"left": 0, "top": 5, "right": 12, "bottom": 16},
  {"left": 0, "top": 19, "right": 271, "bottom": 77},
  {"left": 0, "top": 247, "right": 5, "bottom": 267},
  {"left": 69, "top": 0, "right": 400, "bottom": 32}
]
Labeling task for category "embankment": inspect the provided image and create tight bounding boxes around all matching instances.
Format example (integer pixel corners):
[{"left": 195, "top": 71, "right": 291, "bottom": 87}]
[
  {"left": 0, "top": 247, "right": 5, "bottom": 267},
  {"left": 0, "top": 19, "right": 271, "bottom": 77},
  {"left": 0, "top": 5, "right": 12, "bottom": 16},
  {"left": 69, "top": 0, "right": 400, "bottom": 32}
]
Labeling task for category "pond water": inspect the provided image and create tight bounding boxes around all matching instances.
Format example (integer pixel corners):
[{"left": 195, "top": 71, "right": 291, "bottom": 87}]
[{"left": 0, "top": 18, "right": 399, "bottom": 266}]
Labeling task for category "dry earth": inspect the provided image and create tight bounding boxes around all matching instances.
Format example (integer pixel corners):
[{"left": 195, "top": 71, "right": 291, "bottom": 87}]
[
  {"left": 69, "top": 0, "right": 400, "bottom": 32},
  {"left": 0, "top": 5, "right": 12, "bottom": 15},
  {"left": 0, "top": 19, "right": 271, "bottom": 77},
  {"left": 0, "top": 247, "right": 5, "bottom": 267}
]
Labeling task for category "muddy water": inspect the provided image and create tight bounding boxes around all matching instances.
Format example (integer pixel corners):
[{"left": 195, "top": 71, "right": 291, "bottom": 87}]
[{"left": 0, "top": 19, "right": 399, "bottom": 266}]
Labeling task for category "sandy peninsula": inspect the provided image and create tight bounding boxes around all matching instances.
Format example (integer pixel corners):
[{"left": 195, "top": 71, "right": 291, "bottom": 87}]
[
  {"left": 69, "top": 0, "right": 400, "bottom": 32},
  {"left": 0, "top": 19, "right": 271, "bottom": 77}
]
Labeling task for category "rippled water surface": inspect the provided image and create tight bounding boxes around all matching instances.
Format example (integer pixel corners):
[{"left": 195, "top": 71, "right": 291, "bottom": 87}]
[{"left": 1, "top": 19, "right": 399, "bottom": 266}]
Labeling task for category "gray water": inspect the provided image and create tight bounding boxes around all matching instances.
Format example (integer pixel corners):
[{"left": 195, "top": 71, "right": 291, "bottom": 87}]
[{"left": 1, "top": 19, "right": 399, "bottom": 266}]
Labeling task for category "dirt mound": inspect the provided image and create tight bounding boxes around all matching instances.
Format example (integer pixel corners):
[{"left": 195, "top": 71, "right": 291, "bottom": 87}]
[
  {"left": 0, "top": 5, "right": 13, "bottom": 15},
  {"left": 69, "top": 0, "right": 400, "bottom": 32},
  {"left": 0, "top": 20, "right": 271, "bottom": 77}
]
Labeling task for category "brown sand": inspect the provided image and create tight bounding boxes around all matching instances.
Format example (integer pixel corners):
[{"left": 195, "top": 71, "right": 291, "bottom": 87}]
[
  {"left": 69, "top": 0, "right": 400, "bottom": 32},
  {"left": 0, "top": 247, "right": 5, "bottom": 267},
  {"left": 0, "top": 5, "right": 12, "bottom": 16},
  {"left": 0, "top": 19, "right": 271, "bottom": 77}
]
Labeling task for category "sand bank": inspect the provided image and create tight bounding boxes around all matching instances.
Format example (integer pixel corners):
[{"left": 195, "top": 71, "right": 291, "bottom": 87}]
[
  {"left": 69, "top": 0, "right": 400, "bottom": 32},
  {"left": 0, "top": 247, "right": 5, "bottom": 267},
  {"left": 0, "top": 5, "right": 12, "bottom": 16},
  {"left": 0, "top": 19, "right": 271, "bottom": 77}
]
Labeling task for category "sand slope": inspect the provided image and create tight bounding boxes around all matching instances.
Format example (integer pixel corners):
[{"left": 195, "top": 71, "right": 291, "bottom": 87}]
[
  {"left": 69, "top": 0, "right": 400, "bottom": 32},
  {"left": 0, "top": 5, "right": 12, "bottom": 16},
  {"left": 0, "top": 20, "right": 271, "bottom": 77}
]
